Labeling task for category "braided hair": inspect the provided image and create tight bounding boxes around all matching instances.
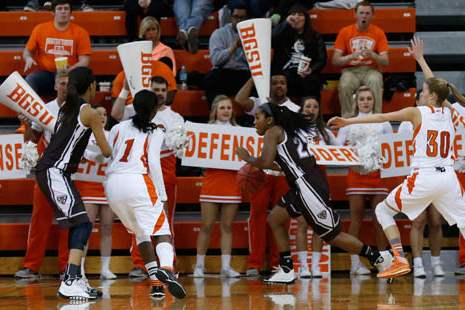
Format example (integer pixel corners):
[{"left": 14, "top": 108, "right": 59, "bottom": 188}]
[{"left": 132, "top": 89, "right": 158, "bottom": 133}]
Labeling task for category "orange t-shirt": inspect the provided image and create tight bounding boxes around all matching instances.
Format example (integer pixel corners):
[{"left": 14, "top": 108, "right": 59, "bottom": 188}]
[
  {"left": 334, "top": 24, "right": 388, "bottom": 68},
  {"left": 26, "top": 21, "right": 91, "bottom": 72},
  {"left": 111, "top": 60, "right": 177, "bottom": 105}
]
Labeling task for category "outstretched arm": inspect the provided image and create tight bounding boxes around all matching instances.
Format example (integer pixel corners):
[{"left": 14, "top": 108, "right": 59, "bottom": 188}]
[
  {"left": 236, "top": 127, "right": 281, "bottom": 169},
  {"left": 408, "top": 36, "right": 433, "bottom": 79},
  {"left": 328, "top": 107, "right": 420, "bottom": 129}
]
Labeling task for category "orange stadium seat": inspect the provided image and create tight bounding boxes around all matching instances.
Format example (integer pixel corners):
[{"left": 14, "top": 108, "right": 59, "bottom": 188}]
[
  {"left": 0, "top": 8, "right": 414, "bottom": 37},
  {"left": 0, "top": 47, "right": 415, "bottom": 77},
  {"left": 309, "top": 7, "right": 415, "bottom": 34}
]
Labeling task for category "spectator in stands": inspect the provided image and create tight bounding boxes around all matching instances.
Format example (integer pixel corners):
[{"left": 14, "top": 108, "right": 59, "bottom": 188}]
[
  {"left": 174, "top": 0, "right": 214, "bottom": 54},
  {"left": 272, "top": 4, "right": 326, "bottom": 99},
  {"left": 23, "top": 0, "right": 91, "bottom": 98},
  {"left": 332, "top": 1, "right": 389, "bottom": 118},
  {"left": 139, "top": 16, "right": 177, "bottom": 76},
  {"left": 125, "top": 0, "right": 173, "bottom": 42},
  {"left": 24, "top": 0, "right": 93, "bottom": 12},
  {"left": 204, "top": 4, "right": 251, "bottom": 105},
  {"left": 335, "top": 85, "right": 392, "bottom": 275},
  {"left": 14, "top": 72, "right": 70, "bottom": 280},
  {"left": 193, "top": 95, "right": 242, "bottom": 278},
  {"left": 235, "top": 74, "right": 300, "bottom": 276}
]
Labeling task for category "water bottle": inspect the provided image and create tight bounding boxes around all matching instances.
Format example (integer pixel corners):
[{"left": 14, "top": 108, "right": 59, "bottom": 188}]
[{"left": 179, "top": 65, "right": 188, "bottom": 90}]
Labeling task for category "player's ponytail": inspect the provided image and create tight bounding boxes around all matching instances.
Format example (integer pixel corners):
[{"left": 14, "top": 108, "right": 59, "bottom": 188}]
[
  {"left": 132, "top": 89, "right": 158, "bottom": 133},
  {"left": 261, "top": 102, "right": 312, "bottom": 136},
  {"left": 448, "top": 83, "right": 465, "bottom": 107}
]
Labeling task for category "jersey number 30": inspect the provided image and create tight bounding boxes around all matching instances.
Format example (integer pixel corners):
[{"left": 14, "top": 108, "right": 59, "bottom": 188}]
[{"left": 426, "top": 130, "right": 450, "bottom": 158}]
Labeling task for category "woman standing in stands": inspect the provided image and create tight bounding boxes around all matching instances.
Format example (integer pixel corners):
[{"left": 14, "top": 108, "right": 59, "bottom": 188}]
[
  {"left": 193, "top": 95, "right": 242, "bottom": 278},
  {"left": 267, "top": 96, "right": 336, "bottom": 280},
  {"left": 139, "top": 16, "right": 177, "bottom": 75},
  {"left": 335, "top": 85, "right": 392, "bottom": 275},
  {"left": 272, "top": 4, "right": 327, "bottom": 99},
  {"left": 75, "top": 106, "right": 116, "bottom": 280}
]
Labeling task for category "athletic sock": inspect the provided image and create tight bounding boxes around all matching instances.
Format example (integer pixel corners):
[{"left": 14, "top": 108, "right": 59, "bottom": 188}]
[
  {"left": 312, "top": 251, "right": 321, "bottom": 270},
  {"left": 156, "top": 242, "right": 174, "bottom": 269},
  {"left": 388, "top": 238, "right": 405, "bottom": 258},
  {"left": 221, "top": 254, "right": 231, "bottom": 270},
  {"left": 297, "top": 251, "right": 308, "bottom": 268},
  {"left": 359, "top": 245, "right": 381, "bottom": 265},
  {"left": 279, "top": 251, "right": 294, "bottom": 273},
  {"left": 431, "top": 256, "right": 441, "bottom": 267},
  {"left": 65, "top": 263, "right": 80, "bottom": 280},
  {"left": 413, "top": 257, "right": 423, "bottom": 268},
  {"left": 145, "top": 261, "right": 160, "bottom": 285},
  {"left": 101, "top": 256, "right": 111, "bottom": 273},
  {"left": 196, "top": 254, "right": 205, "bottom": 269}
]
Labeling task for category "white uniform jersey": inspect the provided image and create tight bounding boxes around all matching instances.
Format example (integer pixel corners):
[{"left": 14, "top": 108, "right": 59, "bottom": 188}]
[
  {"left": 106, "top": 120, "right": 167, "bottom": 200},
  {"left": 152, "top": 106, "right": 185, "bottom": 158},
  {"left": 411, "top": 106, "right": 455, "bottom": 169},
  {"left": 83, "top": 131, "right": 110, "bottom": 163},
  {"left": 246, "top": 97, "right": 301, "bottom": 116},
  {"left": 31, "top": 99, "right": 60, "bottom": 145}
]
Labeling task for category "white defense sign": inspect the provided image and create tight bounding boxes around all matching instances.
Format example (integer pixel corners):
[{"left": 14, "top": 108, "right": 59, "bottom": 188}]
[
  {"left": 181, "top": 122, "right": 361, "bottom": 170},
  {"left": 237, "top": 18, "right": 271, "bottom": 103},
  {"left": 117, "top": 41, "right": 153, "bottom": 97},
  {"left": 0, "top": 134, "right": 26, "bottom": 180},
  {"left": 0, "top": 71, "right": 56, "bottom": 132}
]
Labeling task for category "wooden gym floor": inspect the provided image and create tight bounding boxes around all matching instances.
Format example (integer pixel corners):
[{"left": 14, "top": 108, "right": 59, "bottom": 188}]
[{"left": 0, "top": 274, "right": 463, "bottom": 309}]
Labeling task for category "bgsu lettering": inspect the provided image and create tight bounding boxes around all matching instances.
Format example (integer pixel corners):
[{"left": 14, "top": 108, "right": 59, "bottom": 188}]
[
  {"left": 7, "top": 83, "right": 55, "bottom": 127},
  {"left": 238, "top": 24, "right": 263, "bottom": 77}
]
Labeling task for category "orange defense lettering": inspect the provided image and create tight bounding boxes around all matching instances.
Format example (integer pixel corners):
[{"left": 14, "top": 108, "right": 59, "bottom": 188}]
[
  {"left": 5, "top": 144, "right": 13, "bottom": 170},
  {"left": 14, "top": 143, "right": 22, "bottom": 170},
  {"left": 329, "top": 148, "right": 345, "bottom": 162},
  {"left": 209, "top": 133, "right": 219, "bottom": 159},
  {"left": 198, "top": 132, "right": 208, "bottom": 159},
  {"left": 316, "top": 147, "right": 332, "bottom": 161},
  {"left": 257, "top": 137, "right": 264, "bottom": 156},
  {"left": 308, "top": 147, "right": 320, "bottom": 161},
  {"left": 184, "top": 131, "right": 196, "bottom": 157},
  {"left": 246, "top": 136, "right": 255, "bottom": 154},
  {"left": 232, "top": 135, "right": 244, "bottom": 161},
  {"left": 340, "top": 148, "right": 357, "bottom": 162},
  {"left": 220, "top": 134, "right": 231, "bottom": 161},
  {"left": 393, "top": 141, "right": 404, "bottom": 167},
  {"left": 405, "top": 139, "right": 414, "bottom": 165},
  {"left": 381, "top": 143, "right": 392, "bottom": 169}
]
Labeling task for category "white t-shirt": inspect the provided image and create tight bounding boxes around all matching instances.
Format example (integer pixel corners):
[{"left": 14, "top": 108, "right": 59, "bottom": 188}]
[{"left": 246, "top": 97, "right": 300, "bottom": 116}]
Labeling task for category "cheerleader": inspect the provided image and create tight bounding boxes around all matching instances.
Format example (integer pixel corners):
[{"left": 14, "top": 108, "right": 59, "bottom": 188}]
[
  {"left": 75, "top": 106, "right": 116, "bottom": 280},
  {"left": 193, "top": 95, "right": 242, "bottom": 278},
  {"left": 267, "top": 96, "right": 337, "bottom": 279},
  {"left": 335, "top": 85, "right": 393, "bottom": 275}
]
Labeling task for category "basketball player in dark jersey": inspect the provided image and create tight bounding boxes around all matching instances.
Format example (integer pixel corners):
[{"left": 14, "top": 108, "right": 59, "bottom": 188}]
[
  {"left": 34, "top": 67, "right": 112, "bottom": 300},
  {"left": 236, "top": 103, "right": 392, "bottom": 282}
]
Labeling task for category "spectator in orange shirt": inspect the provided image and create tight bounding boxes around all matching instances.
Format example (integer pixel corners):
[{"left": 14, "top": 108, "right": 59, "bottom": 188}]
[
  {"left": 331, "top": 1, "right": 389, "bottom": 118},
  {"left": 139, "top": 16, "right": 177, "bottom": 76},
  {"left": 23, "top": 0, "right": 91, "bottom": 97},
  {"left": 110, "top": 59, "right": 177, "bottom": 122}
]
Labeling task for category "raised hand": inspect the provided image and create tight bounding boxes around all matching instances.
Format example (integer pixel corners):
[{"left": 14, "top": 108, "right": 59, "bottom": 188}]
[{"left": 407, "top": 36, "right": 424, "bottom": 60}]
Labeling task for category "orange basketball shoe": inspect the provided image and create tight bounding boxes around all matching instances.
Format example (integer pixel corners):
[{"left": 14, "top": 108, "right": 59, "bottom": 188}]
[{"left": 377, "top": 256, "right": 411, "bottom": 278}]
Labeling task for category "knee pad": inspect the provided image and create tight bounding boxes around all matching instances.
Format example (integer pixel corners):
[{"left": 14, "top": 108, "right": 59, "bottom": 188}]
[
  {"left": 68, "top": 222, "right": 93, "bottom": 250},
  {"left": 375, "top": 202, "right": 397, "bottom": 230},
  {"left": 136, "top": 234, "right": 151, "bottom": 245}
]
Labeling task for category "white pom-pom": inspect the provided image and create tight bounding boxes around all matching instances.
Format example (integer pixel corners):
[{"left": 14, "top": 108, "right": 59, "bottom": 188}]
[
  {"left": 164, "top": 124, "right": 190, "bottom": 158},
  {"left": 348, "top": 126, "right": 383, "bottom": 174},
  {"left": 20, "top": 141, "right": 39, "bottom": 175},
  {"left": 455, "top": 157, "right": 465, "bottom": 173}
]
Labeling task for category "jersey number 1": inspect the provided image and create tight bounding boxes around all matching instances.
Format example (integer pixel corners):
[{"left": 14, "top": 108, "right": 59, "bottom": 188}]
[
  {"left": 426, "top": 130, "right": 450, "bottom": 158},
  {"left": 119, "top": 139, "right": 135, "bottom": 162}
]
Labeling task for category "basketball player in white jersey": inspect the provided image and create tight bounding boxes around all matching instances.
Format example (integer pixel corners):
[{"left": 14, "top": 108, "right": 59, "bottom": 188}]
[
  {"left": 328, "top": 37, "right": 465, "bottom": 279},
  {"left": 104, "top": 90, "right": 186, "bottom": 300}
]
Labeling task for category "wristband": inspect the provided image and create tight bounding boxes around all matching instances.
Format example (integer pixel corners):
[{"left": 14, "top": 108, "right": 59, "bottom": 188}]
[{"left": 118, "top": 89, "right": 129, "bottom": 100}]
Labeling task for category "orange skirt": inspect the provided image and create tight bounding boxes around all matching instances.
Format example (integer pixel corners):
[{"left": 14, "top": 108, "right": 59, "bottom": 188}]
[
  {"left": 199, "top": 169, "right": 242, "bottom": 204},
  {"left": 74, "top": 181, "right": 108, "bottom": 205},
  {"left": 345, "top": 169, "right": 388, "bottom": 196}
]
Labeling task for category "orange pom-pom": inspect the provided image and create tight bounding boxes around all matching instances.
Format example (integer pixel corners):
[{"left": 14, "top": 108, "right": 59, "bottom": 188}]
[{"left": 237, "top": 164, "right": 266, "bottom": 193}]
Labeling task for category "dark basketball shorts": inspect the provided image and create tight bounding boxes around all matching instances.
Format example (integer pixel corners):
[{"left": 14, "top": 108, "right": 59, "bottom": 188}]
[
  {"left": 35, "top": 167, "right": 90, "bottom": 228},
  {"left": 278, "top": 173, "right": 341, "bottom": 241}
]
